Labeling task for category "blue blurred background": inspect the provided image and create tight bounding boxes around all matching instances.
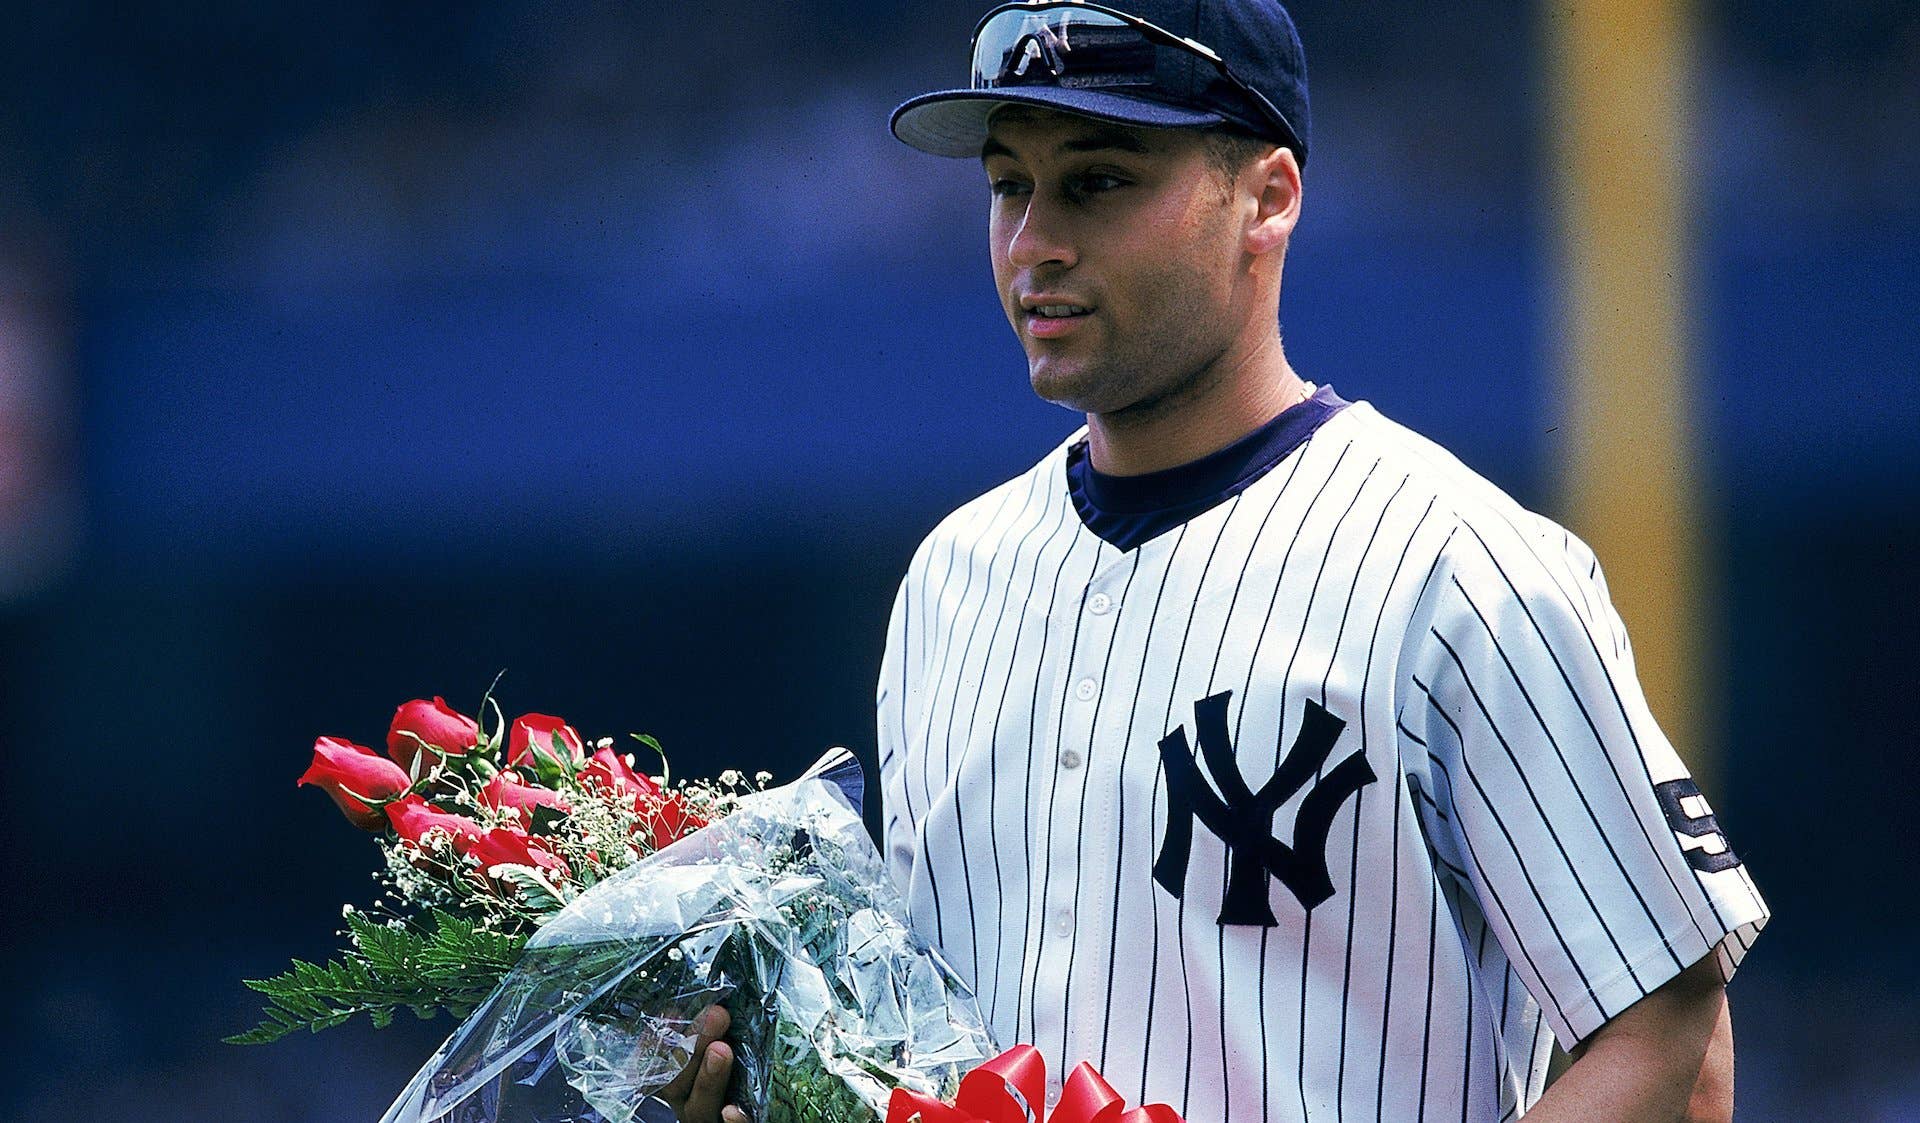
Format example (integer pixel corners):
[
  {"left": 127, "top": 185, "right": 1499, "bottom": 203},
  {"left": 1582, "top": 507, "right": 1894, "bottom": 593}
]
[{"left": 1, "top": 1, "right": 1915, "bottom": 1119}]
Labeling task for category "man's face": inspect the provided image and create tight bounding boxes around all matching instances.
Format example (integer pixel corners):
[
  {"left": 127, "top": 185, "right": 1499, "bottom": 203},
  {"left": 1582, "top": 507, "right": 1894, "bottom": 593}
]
[{"left": 981, "top": 107, "right": 1251, "bottom": 418}]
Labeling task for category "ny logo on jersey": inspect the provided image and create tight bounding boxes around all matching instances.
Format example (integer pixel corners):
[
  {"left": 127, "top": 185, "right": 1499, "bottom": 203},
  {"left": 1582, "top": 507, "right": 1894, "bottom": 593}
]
[{"left": 1154, "top": 691, "right": 1376, "bottom": 926}]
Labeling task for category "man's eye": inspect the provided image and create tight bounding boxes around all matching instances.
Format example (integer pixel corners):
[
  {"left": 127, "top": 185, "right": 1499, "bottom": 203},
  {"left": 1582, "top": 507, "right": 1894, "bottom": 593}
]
[
  {"left": 989, "top": 178, "right": 1030, "bottom": 198},
  {"left": 1074, "top": 173, "right": 1128, "bottom": 194}
]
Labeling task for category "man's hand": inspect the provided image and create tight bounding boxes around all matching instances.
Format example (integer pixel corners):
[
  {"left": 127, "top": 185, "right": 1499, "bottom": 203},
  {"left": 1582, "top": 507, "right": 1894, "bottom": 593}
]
[{"left": 655, "top": 1003, "right": 749, "bottom": 1123}]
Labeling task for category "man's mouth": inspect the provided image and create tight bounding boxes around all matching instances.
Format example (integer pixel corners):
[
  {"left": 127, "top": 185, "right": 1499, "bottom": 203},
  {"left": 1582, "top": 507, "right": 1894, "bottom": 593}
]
[{"left": 1021, "top": 299, "right": 1095, "bottom": 339}]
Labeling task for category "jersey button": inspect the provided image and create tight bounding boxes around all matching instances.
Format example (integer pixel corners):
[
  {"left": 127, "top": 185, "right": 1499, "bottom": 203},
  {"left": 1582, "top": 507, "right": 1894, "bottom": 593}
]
[
  {"left": 1074, "top": 678, "right": 1098, "bottom": 701},
  {"left": 1087, "top": 592, "right": 1113, "bottom": 615},
  {"left": 1051, "top": 908, "right": 1073, "bottom": 937},
  {"left": 1059, "top": 748, "right": 1083, "bottom": 771}
]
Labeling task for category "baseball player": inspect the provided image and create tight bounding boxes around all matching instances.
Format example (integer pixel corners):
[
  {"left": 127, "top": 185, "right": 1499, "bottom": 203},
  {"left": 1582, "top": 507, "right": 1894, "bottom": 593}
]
[{"left": 870, "top": 2, "right": 1770, "bottom": 1121}]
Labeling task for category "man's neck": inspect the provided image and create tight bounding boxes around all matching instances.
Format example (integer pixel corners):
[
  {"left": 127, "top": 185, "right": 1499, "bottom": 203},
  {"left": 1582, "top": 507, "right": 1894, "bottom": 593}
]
[{"left": 1083, "top": 336, "right": 1310, "bottom": 477}]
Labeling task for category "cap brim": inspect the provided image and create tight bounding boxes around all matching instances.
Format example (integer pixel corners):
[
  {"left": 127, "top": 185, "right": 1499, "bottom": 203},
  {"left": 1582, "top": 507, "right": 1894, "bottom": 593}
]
[{"left": 890, "top": 87, "right": 1226, "bottom": 158}]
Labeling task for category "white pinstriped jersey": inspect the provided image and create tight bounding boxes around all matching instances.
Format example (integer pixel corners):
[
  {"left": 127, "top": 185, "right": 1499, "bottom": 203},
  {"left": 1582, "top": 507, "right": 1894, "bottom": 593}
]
[{"left": 876, "top": 384, "right": 1768, "bottom": 1121}]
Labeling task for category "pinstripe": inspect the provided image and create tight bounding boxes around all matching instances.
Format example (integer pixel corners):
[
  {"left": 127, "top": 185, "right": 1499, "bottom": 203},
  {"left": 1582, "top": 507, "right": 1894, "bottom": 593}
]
[
  {"left": 920, "top": 484, "right": 1027, "bottom": 951},
  {"left": 1458, "top": 878, "right": 1477, "bottom": 1123},
  {"left": 942, "top": 490, "right": 1049, "bottom": 971},
  {"left": 904, "top": 525, "right": 959, "bottom": 838},
  {"left": 947, "top": 468, "right": 1060, "bottom": 991},
  {"left": 1374, "top": 521, "right": 1458, "bottom": 1122},
  {"left": 905, "top": 525, "right": 962, "bottom": 938},
  {"left": 1059, "top": 549, "right": 1143, "bottom": 1067},
  {"left": 1217, "top": 439, "right": 1340, "bottom": 1116},
  {"left": 972, "top": 480, "right": 1075, "bottom": 1030},
  {"left": 1142, "top": 491, "right": 1245, "bottom": 1111},
  {"left": 1216, "top": 436, "right": 1351, "bottom": 1119},
  {"left": 915, "top": 500, "right": 992, "bottom": 826},
  {"left": 1018, "top": 530, "right": 1102, "bottom": 1048},
  {"left": 1031, "top": 539, "right": 1107, "bottom": 1044},
  {"left": 1447, "top": 572, "right": 1681, "bottom": 977},
  {"left": 883, "top": 567, "right": 911, "bottom": 861},
  {"left": 1416, "top": 866, "right": 1439, "bottom": 1121},
  {"left": 1470, "top": 912, "right": 1509, "bottom": 1119},
  {"left": 1097, "top": 522, "right": 1187, "bottom": 1074},
  {"left": 1552, "top": 525, "right": 1608, "bottom": 637},
  {"left": 1373, "top": 751, "right": 1405, "bottom": 1123},
  {"left": 1427, "top": 623, "right": 1638, "bottom": 982},
  {"left": 1287, "top": 453, "right": 1383, "bottom": 1122},
  {"left": 1414, "top": 671, "right": 1585, "bottom": 1022},
  {"left": 1331, "top": 481, "right": 1423, "bottom": 1120},
  {"left": 1185, "top": 439, "right": 1317, "bottom": 1121},
  {"left": 1452, "top": 520, "right": 1729, "bottom": 943}
]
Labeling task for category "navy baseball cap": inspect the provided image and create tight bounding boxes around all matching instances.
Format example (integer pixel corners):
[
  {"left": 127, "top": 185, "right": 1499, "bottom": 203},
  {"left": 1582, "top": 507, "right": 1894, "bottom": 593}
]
[{"left": 890, "top": 0, "right": 1310, "bottom": 166}]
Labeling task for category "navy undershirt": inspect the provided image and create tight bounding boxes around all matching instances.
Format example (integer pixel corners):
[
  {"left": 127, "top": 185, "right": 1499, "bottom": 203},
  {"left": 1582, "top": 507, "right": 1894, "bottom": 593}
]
[{"left": 1065, "top": 382, "right": 1352, "bottom": 551}]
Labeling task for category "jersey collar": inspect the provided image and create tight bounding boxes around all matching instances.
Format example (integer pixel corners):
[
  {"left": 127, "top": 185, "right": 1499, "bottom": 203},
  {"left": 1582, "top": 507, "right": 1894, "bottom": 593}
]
[{"left": 1066, "top": 381, "right": 1350, "bottom": 550}]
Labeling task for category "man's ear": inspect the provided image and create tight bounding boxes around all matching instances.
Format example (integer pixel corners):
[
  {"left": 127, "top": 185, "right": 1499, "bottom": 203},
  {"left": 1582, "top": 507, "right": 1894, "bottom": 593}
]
[{"left": 1244, "top": 146, "right": 1302, "bottom": 256}]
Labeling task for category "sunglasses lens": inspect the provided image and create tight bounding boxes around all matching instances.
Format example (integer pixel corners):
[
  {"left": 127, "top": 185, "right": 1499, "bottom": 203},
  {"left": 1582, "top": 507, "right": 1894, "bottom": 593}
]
[{"left": 971, "top": 7, "right": 1158, "bottom": 91}]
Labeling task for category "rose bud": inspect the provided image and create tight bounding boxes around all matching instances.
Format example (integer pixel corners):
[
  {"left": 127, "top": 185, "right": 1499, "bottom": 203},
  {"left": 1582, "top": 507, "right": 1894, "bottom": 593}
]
[
  {"left": 478, "top": 769, "right": 572, "bottom": 830},
  {"left": 384, "top": 793, "right": 487, "bottom": 852},
  {"left": 298, "top": 736, "right": 411, "bottom": 831},
  {"left": 386, "top": 696, "right": 480, "bottom": 777},
  {"left": 508, "top": 714, "right": 586, "bottom": 771},
  {"left": 579, "top": 747, "right": 663, "bottom": 802},
  {"left": 468, "top": 827, "right": 569, "bottom": 876},
  {"left": 640, "top": 792, "right": 708, "bottom": 852}
]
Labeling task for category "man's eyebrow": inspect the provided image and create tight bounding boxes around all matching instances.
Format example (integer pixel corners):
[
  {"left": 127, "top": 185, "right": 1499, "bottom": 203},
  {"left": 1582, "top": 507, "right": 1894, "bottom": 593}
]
[
  {"left": 979, "top": 129, "right": 1152, "bottom": 164},
  {"left": 1062, "top": 129, "right": 1152, "bottom": 154}
]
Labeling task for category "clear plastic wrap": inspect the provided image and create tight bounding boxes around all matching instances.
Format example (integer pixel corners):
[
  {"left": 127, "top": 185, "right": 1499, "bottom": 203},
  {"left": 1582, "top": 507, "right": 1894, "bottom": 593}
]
[{"left": 379, "top": 749, "right": 997, "bottom": 1123}]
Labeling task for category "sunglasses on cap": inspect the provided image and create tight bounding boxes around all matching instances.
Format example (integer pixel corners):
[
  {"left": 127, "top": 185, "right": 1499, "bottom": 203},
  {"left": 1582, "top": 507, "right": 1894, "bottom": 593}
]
[{"left": 968, "top": 1, "right": 1304, "bottom": 158}]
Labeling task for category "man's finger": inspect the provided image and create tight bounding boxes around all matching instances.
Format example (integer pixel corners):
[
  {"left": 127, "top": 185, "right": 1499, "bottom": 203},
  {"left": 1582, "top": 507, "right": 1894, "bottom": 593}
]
[
  {"left": 657, "top": 1004, "right": 730, "bottom": 1106},
  {"left": 682, "top": 1039, "right": 734, "bottom": 1123}
]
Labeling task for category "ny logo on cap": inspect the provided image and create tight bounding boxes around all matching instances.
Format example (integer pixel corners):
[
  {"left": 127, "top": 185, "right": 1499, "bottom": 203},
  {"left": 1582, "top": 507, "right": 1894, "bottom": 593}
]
[
  {"left": 1154, "top": 691, "right": 1375, "bottom": 925},
  {"left": 1004, "top": 27, "right": 1070, "bottom": 82}
]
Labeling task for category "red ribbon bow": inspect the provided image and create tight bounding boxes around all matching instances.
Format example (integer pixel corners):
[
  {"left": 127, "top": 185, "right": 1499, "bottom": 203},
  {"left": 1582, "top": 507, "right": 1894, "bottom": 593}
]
[{"left": 887, "top": 1045, "right": 1186, "bottom": 1123}]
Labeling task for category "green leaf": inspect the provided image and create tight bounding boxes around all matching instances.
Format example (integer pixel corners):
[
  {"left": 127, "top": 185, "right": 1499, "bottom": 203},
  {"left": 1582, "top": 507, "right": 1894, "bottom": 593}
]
[
  {"left": 528, "top": 802, "right": 570, "bottom": 835},
  {"left": 488, "top": 866, "right": 569, "bottom": 916},
  {"left": 477, "top": 672, "right": 509, "bottom": 760},
  {"left": 527, "top": 733, "right": 573, "bottom": 787},
  {"left": 226, "top": 910, "right": 529, "bottom": 1045},
  {"left": 628, "top": 733, "right": 667, "bottom": 784}
]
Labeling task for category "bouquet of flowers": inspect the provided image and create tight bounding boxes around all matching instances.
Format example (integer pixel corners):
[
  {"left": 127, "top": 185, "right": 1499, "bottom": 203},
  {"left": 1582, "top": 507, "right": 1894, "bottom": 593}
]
[{"left": 234, "top": 689, "right": 997, "bottom": 1123}]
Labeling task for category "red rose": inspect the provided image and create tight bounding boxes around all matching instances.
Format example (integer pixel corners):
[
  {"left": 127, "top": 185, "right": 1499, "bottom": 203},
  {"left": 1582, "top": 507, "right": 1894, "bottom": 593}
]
[
  {"left": 386, "top": 697, "right": 480, "bottom": 776},
  {"left": 479, "top": 770, "right": 572, "bottom": 829},
  {"left": 468, "top": 827, "right": 569, "bottom": 876},
  {"left": 298, "top": 736, "right": 411, "bottom": 831},
  {"left": 580, "top": 747, "right": 663, "bottom": 802},
  {"left": 638, "top": 792, "right": 707, "bottom": 851},
  {"left": 384, "top": 794, "right": 486, "bottom": 851},
  {"left": 508, "top": 714, "right": 586, "bottom": 770}
]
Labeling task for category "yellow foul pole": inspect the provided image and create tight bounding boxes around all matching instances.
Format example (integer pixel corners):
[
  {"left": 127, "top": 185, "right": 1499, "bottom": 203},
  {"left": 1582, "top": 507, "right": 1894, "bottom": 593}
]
[{"left": 1543, "top": 1, "right": 1716, "bottom": 786}]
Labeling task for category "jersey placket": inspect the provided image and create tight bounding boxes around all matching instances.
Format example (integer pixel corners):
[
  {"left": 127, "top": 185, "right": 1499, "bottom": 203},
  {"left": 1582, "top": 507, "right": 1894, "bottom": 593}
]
[{"left": 1028, "top": 543, "right": 1133, "bottom": 1107}]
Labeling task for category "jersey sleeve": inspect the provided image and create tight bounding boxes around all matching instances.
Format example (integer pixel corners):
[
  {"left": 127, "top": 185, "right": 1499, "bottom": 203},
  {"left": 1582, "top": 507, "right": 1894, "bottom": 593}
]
[
  {"left": 1399, "top": 514, "right": 1769, "bottom": 1049},
  {"left": 876, "top": 575, "right": 917, "bottom": 900}
]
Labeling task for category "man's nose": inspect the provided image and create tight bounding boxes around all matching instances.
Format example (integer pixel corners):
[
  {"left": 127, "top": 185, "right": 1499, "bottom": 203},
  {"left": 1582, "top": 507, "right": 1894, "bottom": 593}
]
[{"left": 1006, "top": 194, "right": 1077, "bottom": 272}]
